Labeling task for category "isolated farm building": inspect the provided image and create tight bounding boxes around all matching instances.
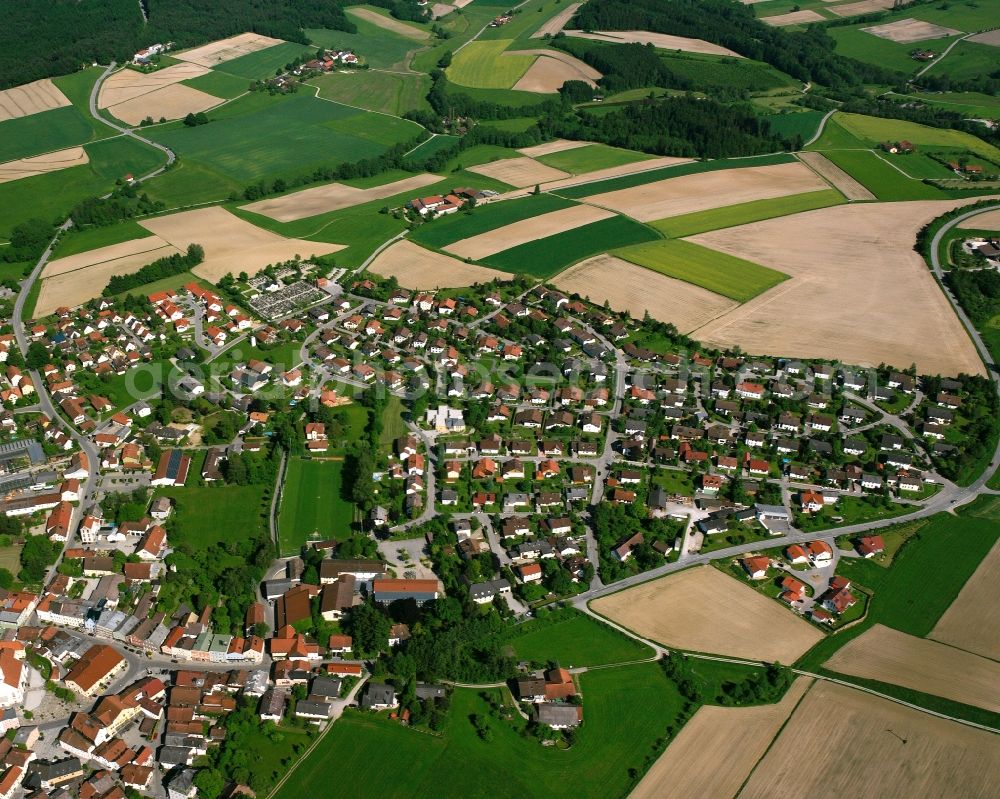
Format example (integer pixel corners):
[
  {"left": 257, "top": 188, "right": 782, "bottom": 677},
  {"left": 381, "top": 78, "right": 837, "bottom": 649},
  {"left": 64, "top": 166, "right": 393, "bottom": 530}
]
[{"left": 536, "top": 704, "right": 582, "bottom": 729}]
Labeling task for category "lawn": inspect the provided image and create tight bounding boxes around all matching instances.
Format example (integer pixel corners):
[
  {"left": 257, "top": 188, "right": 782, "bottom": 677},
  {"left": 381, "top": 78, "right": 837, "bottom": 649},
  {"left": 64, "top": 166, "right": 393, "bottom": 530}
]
[
  {"left": 447, "top": 40, "right": 535, "bottom": 90},
  {"left": 556, "top": 152, "right": 796, "bottom": 199},
  {"left": 409, "top": 193, "right": 575, "bottom": 249},
  {"left": 213, "top": 41, "right": 316, "bottom": 80},
  {"left": 379, "top": 395, "right": 407, "bottom": 448},
  {"left": 157, "top": 482, "right": 269, "bottom": 551},
  {"left": 275, "top": 661, "right": 687, "bottom": 799},
  {"left": 534, "top": 144, "right": 652, "bottom": 175},
  {"left": 90, "top": 360, "right": 185, "bottom": 410},
  {"left": 650, "top": 189, "right": 844, "bottom": 238},
  {"left": 0, "top": 543, "right": 21, "bottom": 576},
  {"left": 651, "top": 468, "right": 696, "bottom": 497},
  {"left": 145, "top": 93, "right": 423, "bottom": 186},
  {"left": 309, "top": 70, "right": 431, "bottom": 116},
  {"left": 482, "top": 214, "right": 660, "bottom": 277},
  {"left": 507, "top": 609, "right": 653, "bottom": 667},
  {"left": 615, "top": 238, "right": 788, "bottom": 302},
  {"left": 182, "top": 69, "right": 252, "bottom": 100},
  {"left": 278, "top": 457, "right": 355, "bottom": 554}
]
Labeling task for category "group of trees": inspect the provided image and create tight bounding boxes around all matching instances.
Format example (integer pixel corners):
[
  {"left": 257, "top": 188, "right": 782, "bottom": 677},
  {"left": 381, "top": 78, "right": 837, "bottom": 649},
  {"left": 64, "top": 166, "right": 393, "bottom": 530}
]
[
  {"left": 69, "top": 185, "right": 165, "bottom": 229},
  {"left": 18, "top": 534, "right": 58, "bottom": 584},
  {"left": 103, "top": 243, "right": 204, "bottom": 295},
  {"left": 662, "top": 651, "right": 793, "bottom": 706}
]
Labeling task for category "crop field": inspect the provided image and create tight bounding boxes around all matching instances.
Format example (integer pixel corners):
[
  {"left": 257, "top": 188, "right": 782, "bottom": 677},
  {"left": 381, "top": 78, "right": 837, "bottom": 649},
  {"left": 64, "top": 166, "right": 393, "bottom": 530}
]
[
  {"left": 481, "top": 214, "right": 659, "bottom": 277},
  {"left": 823, "top": 623, "right": 1000, "bottom": 713},
  {"left": 928, "top": 540, "right": 1000, "bottom": 660},
  {"left": 368, "top": 240, "right": 508, "bottom": 287},
  {"left": 507, "top": 609, "right": 653, "bottom": 667},
  {"left": 592, "top": 566, "right": 823, "bottom": 663},
  {"left": 534, "top": 144, "right": 651, "bottom": 175},
  {"left": 448, "top": 40, "right": 536, "bottom": 89},
  {"left": 156, "top": 482, "right": 268, "bottom": 551},
  {"left": 404, "top": 134, "right": 460, "bottom": 163},
  {"left": 211, "top": 41, "right": 314, "bottom": 79},
  {"left": 275, "top": 662, "right": 686, "bottom": 799},
  {"left": 658, "top": 52, "right": 794, "bottom": 92},
  {"left": 346, "top": 7, "right": 431, "bottom": 40},
  {"left": 0, "top": 147, "right": 89, "bottom": 185},
  {"left": 553, "top": 254, "right": 739, "bottom": 333},
  {"left": 632, "top": 677, "right": 812, "bottom": 799},
  {"left": 834, "top": 112, "right": 1000, "bottom": 162},
  {"left": 410, "top": 193, "right": 573, "bottom": 248},
  {"left": 958, "top": 208, "right": 1000, "bottom": 230},
  {"left": 796, "top": 151, "right": 876, "bottom": 200},
  {"left": 181, "top": 69, "right": 251, "bottom": 100},
  {"left": 738, "top": 681, "right": 1000, "bottom": 799},
  {"left": 278, "top": 457, "right": 354, "bottom": 554},
  {"left": 306, "top": 18, "right": 429, "bottom": 71},
  {"left": 146, "top": 94, "right": 423, "bottom": 185},
  {"left": 0, "top": 106, "right": 96, "bottom": 163},
  {"left": 175, "top": 33, "right": 284, "bottom": 67},
  {"left": 650, "top": 189, "right": 845, "bottom": 237},
  {"left": 0, "top": 77, "right": 71, "bottom": 121},
  {"left": 690, "top": 199, "right": 986, "bottom": 375},
  {"left": 509, "top": 49, "right": 601, "bottom": 93},
  {"left": 764, "top": 110, "right": 827, "bottom": 141},
  {"left": 467, "top": 155, "right": 570, "bottom": 187},
  {"left": 616, "top": 238, "right": 788, "bottom": 302},
  {"left": 565, "top": 29, "right": 742, "bottom": 56},
  {"left": 819, "top": 149, "right": 945, "bottom": 200},
  {"left": 309, "top": 70, "right": 431, "bottom": 116}
]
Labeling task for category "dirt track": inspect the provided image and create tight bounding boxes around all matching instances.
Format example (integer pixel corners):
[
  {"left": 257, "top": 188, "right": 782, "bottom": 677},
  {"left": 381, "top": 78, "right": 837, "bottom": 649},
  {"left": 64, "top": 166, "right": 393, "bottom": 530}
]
[
  {"left": 552, "top": 255, "right": 739, "bottom": 333},
  {"left": 823, "top": 624, "right": 1000, "bottom": 713},
  {"left": 0, "top": 147, "right": 89, "bottom": 184},
  {"left": 241, "top": 173, "right": 442, "bottom": 222},
  {"left": 633, "top": 677, "right": 813, "bottom": 799},
  {"left": 444, "top": 206, "right": 613, "bottom": 260},
  {"left": 592, "top": 565, "right": 823, "bottom": 663},
  {"left": 798, "top": 151, "right": 875, "bottom": 200},
  {"left": 689, "top": 200, "right": 988, "bottom": 376},
  {"left": 583, "top": 161, "right": 828, "bottom": 221},
  {"left": 174, "top": 33, "right": 284, "bottom": 67},
  {"left": 0, "top": 78, "right": 71, "bottom": 121},
  {"left": 367, "top": 240, "right": 508, "bottom": 288},
  {"left": 468, "top": 156, "right": 570, "bottom": 188},
  {"left": 738, "top": 680, "right": 1000, "bottom": 799},
  {"left": 564, "top": 29, "right": 743, "bottom": 57},
  {"left": 929, "top": 540, "right": 1000, "bottom": 661}
]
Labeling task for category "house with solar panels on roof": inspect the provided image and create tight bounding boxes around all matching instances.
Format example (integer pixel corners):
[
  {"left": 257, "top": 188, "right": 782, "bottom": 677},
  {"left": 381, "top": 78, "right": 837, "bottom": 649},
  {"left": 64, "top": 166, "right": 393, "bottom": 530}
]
[{"left": 150, "top": 450, "right": 191, "bottom": 487}]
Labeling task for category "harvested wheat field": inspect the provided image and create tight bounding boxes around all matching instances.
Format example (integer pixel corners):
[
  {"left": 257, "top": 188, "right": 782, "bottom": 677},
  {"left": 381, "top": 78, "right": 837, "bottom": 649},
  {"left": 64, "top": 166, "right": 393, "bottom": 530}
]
[
  {"left": 532, "top": 2, "right": 582, "bottom": 37},
  {"left": 37, "top": 237, "right": 182, "bottom": 315},
  {"left": 633, "top": 677, "right": 813, "bottom": 799},
  {"left": 138, "top": 206, "right": 342, "bottom": 282},
  {"left": 828, "top": 0, "right": 899, "bottom": 16},
  {"left": 862, "top": 18, "right": 961, "bottom": 42},
  {"left": 174, "top": 33, "right": 284, "bottom": 67},
  {"left": 552, "top": 255, "right": 738, "bottom": 333},
  {"left": 0, "top": 146, "right": 89, "bottom": 184},
  {"left": 592, "top": 566, "right": 823, "bottom": 663},
  {"left": 959, "top": 208, "right": 1000, "bottom": 230},
  {"left": 517, "top": 139, "right": 590, "bottom": 158},
  {"left": 738, "top": 680, "right": 1000, "bottom": 799},
  {"left": 510, "top": 50, "right": 600, "bottom": 93},
  {"left": 367, "top": 240, "right": 507, "bottom": 288},
  {"left": 241, "top": 173, "right": 442, "bottom": 222},
  {"left": 761, "top": 9, "right": 825, "bottom": 25},
  {"left": 467, "top": 156, "right": 570, "bottom": 188},
  {"left": 347, "top": 8, "right": 431, "bottom": 39},
  {"left": 565, "top": 30, "right": 742, "bottom": 57},
  {"left": 0, "top": 78, "right": 71, "bottom": 121},
  {"left": 98, "top": 63, "right": 210, "bottom": 107},
  {"left": 431, "top": 4, "right": 455, "bottom": 18},
  {"left": 969, "top": 29, "right": 1000, "bottom": 46},
  {"left": 689, "top": 200, "right": 987, "bottom": 376},
  {"left": 584, "top": 161, "right": 827, "bottom": 222},
  {"left": 798, "top": 151, "right": 875, "bottom": 200},
  {"left": 445, "top": 206, "right": 614, "bottom": 260},
  {"left": 823, "top": 624, "right": 1000, "bottom": 713},
  {"left": 108, "top": 84, "right": 221, "bottom": 125},
  {"left": 929, "top": 541, "right": 1000, "bottom": 661}
]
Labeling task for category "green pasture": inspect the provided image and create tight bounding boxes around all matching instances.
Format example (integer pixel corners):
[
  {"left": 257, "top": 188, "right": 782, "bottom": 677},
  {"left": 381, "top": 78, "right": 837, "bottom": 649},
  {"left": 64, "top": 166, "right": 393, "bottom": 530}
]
[
  {"left": 278, "top": 457, "right": 355, "bottom": 554},
  {"left": 820, "top": 149, "right": 946, "bottom": 200},
  {"left": 481, "top": 214, "right": 660, "bottom": 277},
  {"left": 309, "top": 70, "right": 431, "bottom": 116},
  {"left": 307, "top": 16, "right": 428, "bottom": 70},
  {"left": 904, "top": 91, "right": 1000, "bottom": 120},
  {"left": 651, "top": 189, "right": 845, "bottom": 238},
  {"left": 447, "top": 40, "right": 535, "bottom": 89},
  {"left": 534, "top": 144, "right": 652, "bottom": 175},
  {"left": 404, "top": 134, "right": 460, "bottom": 164},
  {"left": 0, "top": 106, "right": 98, "bottom": 162},
  {"left": 834, "top": 112, "right": 1000, "bottom": 162},
  {"left": 928, "top": 40, "right": 1000, "bottom": 81},
  {"left": 52, "top": 220, "right": 150, "bottom": 258},
  {"left": 182, "top": 69, "right": 251, "bottom": 100},
  {"left": 214, "top": 41, "right": 316, "bottom": 80},
  {"left": 764, "top": 110, "right": 827, "bottom": 142},
  {"left": 616, "top": 238, "right": 788, "bottom": 302}
]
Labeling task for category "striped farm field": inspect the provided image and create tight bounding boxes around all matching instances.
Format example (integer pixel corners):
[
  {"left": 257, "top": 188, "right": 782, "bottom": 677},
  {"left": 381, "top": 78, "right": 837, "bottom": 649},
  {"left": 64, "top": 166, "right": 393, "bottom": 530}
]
[
  {"left": 447, "top": 40, "right": 535, "bottom": 89},
  {"left": 615, "top": 238, "right": 788, "bottom": 302},
  {"left": 651, "top": 189, "right": 845, "bottom": 238}
]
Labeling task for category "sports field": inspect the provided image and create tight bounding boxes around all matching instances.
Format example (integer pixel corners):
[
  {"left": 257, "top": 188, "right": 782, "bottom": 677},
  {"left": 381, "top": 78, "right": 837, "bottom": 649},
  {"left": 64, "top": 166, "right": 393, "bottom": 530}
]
[
  {"left": 278, "top": 457, "right": 354, "bottom": 554},
  {"left": 650, "top": 189, "right": 845, "bottom": 237},
  {"left": 448, "top": 40, "right": 536, "bottom": 89},
  {"left": 616, "top": 238, "right": 787, "bottom": 302},
  {"left": 275, "top": 662, "right": 687, "bottom": 799},
  {"left": 506, "top": 609, "right": 653, "bottom": 667}
]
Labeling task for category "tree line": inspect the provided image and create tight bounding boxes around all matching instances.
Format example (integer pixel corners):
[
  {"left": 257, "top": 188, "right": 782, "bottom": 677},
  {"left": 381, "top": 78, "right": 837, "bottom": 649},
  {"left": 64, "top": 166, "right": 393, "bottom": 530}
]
[{"left": 103, "top": 242, "right": 204, "bottom": 295}]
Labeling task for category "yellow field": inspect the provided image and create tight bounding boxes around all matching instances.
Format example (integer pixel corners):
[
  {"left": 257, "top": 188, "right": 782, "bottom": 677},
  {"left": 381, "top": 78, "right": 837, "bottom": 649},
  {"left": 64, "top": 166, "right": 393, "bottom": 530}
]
[
  {"left": 366, "top": 240, "right": 508, "bottom": 288},
  {"left": 0, "top": 147, "right": 89, "bottom": 184}
]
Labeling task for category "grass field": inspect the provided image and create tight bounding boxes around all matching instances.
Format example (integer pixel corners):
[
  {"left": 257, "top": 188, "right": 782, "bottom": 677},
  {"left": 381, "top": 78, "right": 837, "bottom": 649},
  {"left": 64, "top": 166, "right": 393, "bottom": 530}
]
[
  {"left": 930, "top": 39, "right": 1000, "bottom": 81},
  {"left": 278, "top": 457, "right": 355, "bottom": 554},
  {"left": 905, "top": 91, "right": 1000, "bottom": 120},
  {"left": 507, "top": 609, "right": 653, "bottom": 666},
  {"left": 409, "top": 193, "right": 575, "bottom": 249},
  {"left": 447, "top": 40, "right": 535, "bottom": 89},
  {"left": 275, "top": 662, "right": 686, "bottom": 799},
  {"left": 481, "top": 214, "right": 660, "bottom": 277},
  {"left": 764, "top": 110, "right": 827, "bottom": 142},
  {"left": 616, "top": 238, "right": 787, "bottom": 302},
  {"left": 403, "top": 133, "right": 460, "bottom": 164},
  {"left": 307, "top": 19, "right": 426, "bottom": 71},
  {"left": 658, "top": 51, "right": 795, "bottom": 93},
  {"left": 51, "top": 220, "right": 149, "bottom": 258},
  {"left": 834, "top": 112, "right": 1000, "bottom": 162},
  {"left": 156, "top": 482, "right": 269, "bottom": 551},
  {"left": 214, "top": 41, "right": 315, "bottom": 80},
  {"left": 0, "top": 106, "right": 98, "bottom": 163},
  {"left": 556, "top": 152, "right": 796, "bottom": 199},
  {"left": 534, "top": 144, "right": 652, "bottom": 174},
  {"left": 819, "top": 149, "right": 945, "bottom": 201},
  {"left": 309, "top": 70, "right": 431, "bottom": 117},
  {"left": 146, "top": 93, "right": 423, "bottom": 186},
  {"left": 182, "top": 69, "right": 251, "bottom": 100},
  {"left": 650, "top": 189, "right": 845, "bottom": 238}
]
